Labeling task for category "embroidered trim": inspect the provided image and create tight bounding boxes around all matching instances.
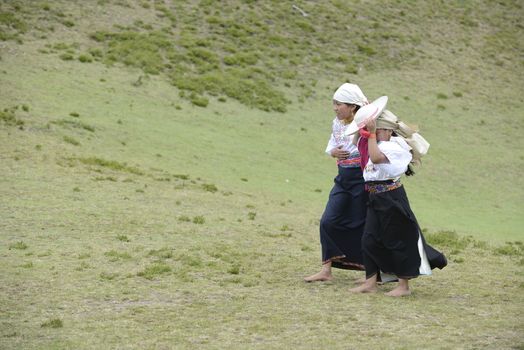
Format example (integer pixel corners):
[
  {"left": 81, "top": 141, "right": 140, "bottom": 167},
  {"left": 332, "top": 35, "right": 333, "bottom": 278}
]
[
  {"left": 365, "top": 180, "right": 402, "bottom": 194},
  {"left": 323, "top": 255, "right": 365, "bottom": 270},
  {"left": 337, "top": 154, "right": 361, "bottom": 168}
]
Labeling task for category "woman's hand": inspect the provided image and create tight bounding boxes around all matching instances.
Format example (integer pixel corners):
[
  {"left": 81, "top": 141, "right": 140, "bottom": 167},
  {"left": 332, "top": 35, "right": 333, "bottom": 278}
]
[
  {"left": 331, "top": 146, "right": 350, "bottom": 160},
  {"left": 365, "top": 119, "right": 377, "bottom": 133}
]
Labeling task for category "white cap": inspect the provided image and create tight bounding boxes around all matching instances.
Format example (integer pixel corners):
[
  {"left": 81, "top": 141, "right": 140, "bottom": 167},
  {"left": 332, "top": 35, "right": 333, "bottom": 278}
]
[{"left": 333, "top": 83, "right": 368, "bottom": 107}]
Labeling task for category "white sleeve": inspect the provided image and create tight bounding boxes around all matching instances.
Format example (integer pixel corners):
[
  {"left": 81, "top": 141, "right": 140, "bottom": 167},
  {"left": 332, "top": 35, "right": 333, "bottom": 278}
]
[
  {"left": 325, "top": 133, "right": 337, "bottom": 156},
  {"left": 379, "top": 142, "right": 412, "bottom": 177}
]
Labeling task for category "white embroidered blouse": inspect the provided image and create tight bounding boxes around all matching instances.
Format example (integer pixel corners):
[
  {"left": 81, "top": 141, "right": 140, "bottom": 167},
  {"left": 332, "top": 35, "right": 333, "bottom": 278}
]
[
  {"left": 325, "top": 117, "right": 359, "bottom": 156},
  {"left": 363, "top": 137, "right": 412, "bottom": 182}
]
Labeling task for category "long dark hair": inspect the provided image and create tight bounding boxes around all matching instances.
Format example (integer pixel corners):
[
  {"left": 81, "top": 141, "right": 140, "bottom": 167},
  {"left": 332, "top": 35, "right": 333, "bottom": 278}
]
[
  {"left": 345, "top": 103, "right": 361, "bottom": 111},
  {"left": 405, "top": 164, "right": 415, "bottom": 176}
]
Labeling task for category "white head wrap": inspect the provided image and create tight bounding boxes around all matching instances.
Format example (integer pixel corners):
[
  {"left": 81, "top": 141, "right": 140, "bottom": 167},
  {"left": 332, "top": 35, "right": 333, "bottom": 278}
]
[
  {"left": 376, "top": 110, "right": 430, "bottom": 165},
  {"left": 376, "top": 110, "right": 399, "bottom": 130},
  {"left": 333, "top": 83, "right": 368, "bottom": 106}
]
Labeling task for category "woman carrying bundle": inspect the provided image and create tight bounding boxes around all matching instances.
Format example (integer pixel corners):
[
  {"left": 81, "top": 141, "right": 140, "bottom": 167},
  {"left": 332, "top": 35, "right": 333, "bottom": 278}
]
[{"left": 349, "top": 101, "right": 446, "bottom": 296}]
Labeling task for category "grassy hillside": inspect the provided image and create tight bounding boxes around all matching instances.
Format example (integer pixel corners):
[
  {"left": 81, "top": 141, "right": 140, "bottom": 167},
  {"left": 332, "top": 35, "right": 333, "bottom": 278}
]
[
  {"left": 1, "top": 0, "right": 523, "bottom": 349},
  {"left": 1, "top": 0, "right": 522, "bottom": 240}
]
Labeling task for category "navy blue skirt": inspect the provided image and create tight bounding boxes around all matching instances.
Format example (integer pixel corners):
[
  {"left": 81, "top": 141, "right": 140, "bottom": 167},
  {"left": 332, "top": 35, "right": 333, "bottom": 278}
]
[
  {"left": 362, "top": 185, "right": 447, "bottom": 279},
  {"left": 320, "top": 166, "right": 367, "bottom": 270}
]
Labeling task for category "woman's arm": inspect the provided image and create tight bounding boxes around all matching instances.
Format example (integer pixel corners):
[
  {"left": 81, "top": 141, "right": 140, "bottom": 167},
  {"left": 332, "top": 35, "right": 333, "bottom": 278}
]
[
  {"left": 326, "top": 133, "right": 350, "bottom": 159},
  {"left": 325, "top": 133, "right": 337, "bottom": 156},
  {"left": 365, "top": 120, "right": 389, "bottom": 164}
]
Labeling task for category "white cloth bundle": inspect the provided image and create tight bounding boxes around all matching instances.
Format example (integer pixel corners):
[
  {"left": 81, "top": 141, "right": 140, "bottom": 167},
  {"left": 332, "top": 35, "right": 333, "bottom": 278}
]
[{"left": 405, "top": 132, "right": 430, "bottom": 165}]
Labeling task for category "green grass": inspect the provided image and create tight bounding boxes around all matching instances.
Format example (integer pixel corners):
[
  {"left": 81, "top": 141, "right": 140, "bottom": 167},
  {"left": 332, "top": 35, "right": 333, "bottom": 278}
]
[
  {"left": 0, "top": 0, "right": 523, "bottom": 349},
  {"left": 0, "top": 108, "right": 24, "bottom": 127},
  {"left": 8, "top": 241, "right": 28, "bottom": 250},
  {"left": 51, "top": 119, "right": 95, "bottom": 132},
  {"left": 40, "top": 318, "right": 63, "bottom": 329},
  {"left": 136, "top": 263, "right": 172, "bottom": 280}
]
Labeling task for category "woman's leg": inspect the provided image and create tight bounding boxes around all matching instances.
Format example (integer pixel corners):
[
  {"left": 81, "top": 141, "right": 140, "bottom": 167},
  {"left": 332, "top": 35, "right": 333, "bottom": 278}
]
[
  {"left": 305, "top": 179, "right": 345, "bottom": 282},
  {"left": 304, "top": 261, "right": 333, "bottom": 282},
  {"left": 385, "top": 278, "right": 411, "bottom": 297}
]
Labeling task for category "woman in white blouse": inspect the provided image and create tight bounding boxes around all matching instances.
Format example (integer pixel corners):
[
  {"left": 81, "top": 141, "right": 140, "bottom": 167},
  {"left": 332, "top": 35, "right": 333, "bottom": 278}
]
[
  {"left": 304, "top": 83, "right": 369, "bottom": 282},
  {"left": 349, "top": 111, "right": 446, "bottom": 296}
]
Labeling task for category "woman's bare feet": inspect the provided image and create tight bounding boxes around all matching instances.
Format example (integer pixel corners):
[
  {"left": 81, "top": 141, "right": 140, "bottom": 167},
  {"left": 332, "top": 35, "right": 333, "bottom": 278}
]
[
  {"left": 385, "top": 279, "right": 411, "bottom": 297},
  {"left": 304, "top": 270, "right": 333, "bottom": 282}
]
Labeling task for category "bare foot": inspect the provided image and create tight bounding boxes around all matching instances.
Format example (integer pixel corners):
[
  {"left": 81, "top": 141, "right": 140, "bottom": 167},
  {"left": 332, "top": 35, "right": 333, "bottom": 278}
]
[
  {"left": 349, "top": 283, "right": 377, "bottom": 293},
  {"left": 304, "top": 271, "right": 333, "bottom": 282},
  {"left": 384, "top": 287, "right": 411, "bottom": 297}
]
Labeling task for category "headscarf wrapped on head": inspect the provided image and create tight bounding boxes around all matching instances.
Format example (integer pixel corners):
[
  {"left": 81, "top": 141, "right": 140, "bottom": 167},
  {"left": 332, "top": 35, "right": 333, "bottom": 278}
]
[
  {"left": 375, "top": 110, "right": 430, "bottom": 166},
  {"left": 377, "top": 110, "right": 418, "bottom": 139},
  {"left": 333, "top": 83, "right": 368, "bottom": 106},
  {"left": 376, "top": 110, "right": 399, "bottom": 130}
]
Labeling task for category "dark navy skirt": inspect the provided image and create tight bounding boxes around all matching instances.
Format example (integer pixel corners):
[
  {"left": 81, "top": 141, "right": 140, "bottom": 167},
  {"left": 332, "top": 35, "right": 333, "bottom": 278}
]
[
  {"left": 320, "top": 165, "right": 367, "bottom": 270},
  {"left": 362, "top": 185, "right": 447, "bottom": 279}
]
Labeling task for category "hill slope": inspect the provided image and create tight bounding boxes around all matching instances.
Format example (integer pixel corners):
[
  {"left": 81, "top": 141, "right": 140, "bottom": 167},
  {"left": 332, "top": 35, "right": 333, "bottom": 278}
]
[
  {"left": 1, "top": 0, "right": 523, "bottom": 240},
  {"left": 1, "top": 1, "right": 523, "bottom": 348}
]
